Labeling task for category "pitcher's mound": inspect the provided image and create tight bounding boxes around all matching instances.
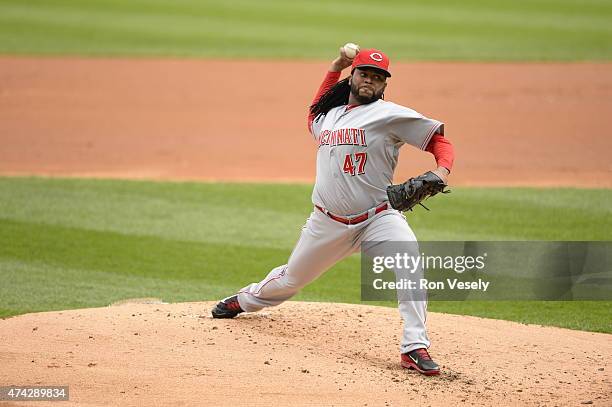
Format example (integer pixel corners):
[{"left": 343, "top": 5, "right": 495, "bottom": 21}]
[{"left": 0, "top": 302, "right": 609, "bottom": 406}]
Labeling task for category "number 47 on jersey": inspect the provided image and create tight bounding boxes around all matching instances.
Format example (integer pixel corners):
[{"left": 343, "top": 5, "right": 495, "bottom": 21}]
[{"left": 343, "top": 152, "right": 367, "bottom": 176}]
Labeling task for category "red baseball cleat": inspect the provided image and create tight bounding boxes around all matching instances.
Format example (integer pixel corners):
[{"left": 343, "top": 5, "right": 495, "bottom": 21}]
[
  {"left": 401, "top": 348, "right": 440, "bottom": 376},
  {"left": 211, "top": 295, "right": 244, "bottom": 319}
]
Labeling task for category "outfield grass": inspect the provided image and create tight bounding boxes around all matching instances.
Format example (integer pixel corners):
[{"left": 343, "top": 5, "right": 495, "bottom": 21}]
[
  {"left": 0, "top": 0, "right": 611, "bottom": 61},
  {"left": 0, "top": 177, "right": 610, "bottom": 332}
]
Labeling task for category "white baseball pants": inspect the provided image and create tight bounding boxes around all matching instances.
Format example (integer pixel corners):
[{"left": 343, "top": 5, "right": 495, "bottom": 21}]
[{"left": 237, "top": 208, "right": 430, "bottom": 354}]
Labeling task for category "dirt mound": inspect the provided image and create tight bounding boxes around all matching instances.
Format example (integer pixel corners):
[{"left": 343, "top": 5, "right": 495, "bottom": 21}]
[
  {"left": 1, "top": 57, "right": 611, "bottom": 187},
  {"left": 0, "top": 301, "right": 609, "bottom": 406}
]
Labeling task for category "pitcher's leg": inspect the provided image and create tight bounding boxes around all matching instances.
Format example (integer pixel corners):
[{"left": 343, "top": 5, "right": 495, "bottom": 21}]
[
  {"left": 398, "top": 300, "right": 430, "bottom": 353},
  {"left": 237, "top": 265, "right": 291, "bottom": 312},
  {"left": 361, "top": 211, "right": 430, "bottom": 353},
  {"left": 238, "top": 210, "right": 357, "bottom": 312}
]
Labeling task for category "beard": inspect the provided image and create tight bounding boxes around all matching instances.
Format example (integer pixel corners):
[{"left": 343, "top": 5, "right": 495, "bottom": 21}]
[{"left": 350, "top": 81, "right": 384, "bottom": 104}]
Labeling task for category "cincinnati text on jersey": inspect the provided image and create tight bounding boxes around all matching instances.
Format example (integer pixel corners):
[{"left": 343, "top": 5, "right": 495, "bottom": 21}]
[{"left": 318, "top": 128, "right": 368, "bottom": 148}]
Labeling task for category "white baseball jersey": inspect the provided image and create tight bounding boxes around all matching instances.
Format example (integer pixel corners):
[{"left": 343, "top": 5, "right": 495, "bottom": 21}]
[{"left": 310, "top": 100, "right": 444, "bottom": 216}]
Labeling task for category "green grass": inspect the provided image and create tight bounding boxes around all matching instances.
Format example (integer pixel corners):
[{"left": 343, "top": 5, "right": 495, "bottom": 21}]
[
  {"left": 0, "top": 0, "right": 611, "bottom": 61},
  {"left": 0, "top": 177, "right": 610, "bottom": 333}
]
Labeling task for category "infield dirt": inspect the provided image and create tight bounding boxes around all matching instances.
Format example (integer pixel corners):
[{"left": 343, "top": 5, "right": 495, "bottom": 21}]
[
  {"left": 0, "top": 57, "right": 610, "bottom": 187},
  {"left": 0, "top": 301, "right": 610, "bottom": 406}
]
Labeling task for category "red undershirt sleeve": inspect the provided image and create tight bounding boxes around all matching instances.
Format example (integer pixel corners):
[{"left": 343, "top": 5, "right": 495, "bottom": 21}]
[
  {"left": 425, "top": 133, "right": 455, "bottom": 172},
  {"left": 307, "top": 71, "right": 342, "bottom": 133}
]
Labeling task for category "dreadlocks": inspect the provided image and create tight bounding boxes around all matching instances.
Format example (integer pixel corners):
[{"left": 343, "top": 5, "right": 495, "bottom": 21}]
[
  {"left": 310, "top": 73, "right": 386, "bottom": 120},
  {"left": 309, "top": 77, "right": 351, "bottom": 119}
]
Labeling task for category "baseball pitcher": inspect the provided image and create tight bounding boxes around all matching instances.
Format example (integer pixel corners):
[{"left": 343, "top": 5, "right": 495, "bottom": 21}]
[{"left": 211, "top": 45, "right": 455, "bottom": 376}]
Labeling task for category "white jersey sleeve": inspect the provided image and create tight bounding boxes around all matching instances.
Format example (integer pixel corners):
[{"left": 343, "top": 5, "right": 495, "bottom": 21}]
[{"left": 386, "top": 103, "right": 444, "bottom": 150}]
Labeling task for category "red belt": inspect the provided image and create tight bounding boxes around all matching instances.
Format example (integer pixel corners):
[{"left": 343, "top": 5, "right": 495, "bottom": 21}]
[{"left": 315, "top": 202, "right": 389, "bottom": 225}]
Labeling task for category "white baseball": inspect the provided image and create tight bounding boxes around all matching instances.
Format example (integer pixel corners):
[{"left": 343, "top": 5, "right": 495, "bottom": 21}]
[{"left": 343, "top": 43, "right": 360, "bottom": 59}]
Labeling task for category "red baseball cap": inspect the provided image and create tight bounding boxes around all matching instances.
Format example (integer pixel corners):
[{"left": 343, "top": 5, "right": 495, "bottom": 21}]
[{"left": 351, "top": 48, "right": 391, "bottom": 77}]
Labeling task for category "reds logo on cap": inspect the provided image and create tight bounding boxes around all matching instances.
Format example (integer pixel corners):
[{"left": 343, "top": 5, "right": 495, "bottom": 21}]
[
  {"left": 370, "top": 52, "right": 384, "bottom": 62},
  {"left": 351, "top": 48, "right": 391, "bottom": 77}
]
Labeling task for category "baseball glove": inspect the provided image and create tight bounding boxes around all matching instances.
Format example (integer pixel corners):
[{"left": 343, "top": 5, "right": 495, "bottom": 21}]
[{"left": 386, "top": 171, "right": 450, "bottom": 212}]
